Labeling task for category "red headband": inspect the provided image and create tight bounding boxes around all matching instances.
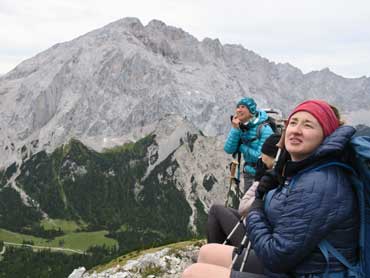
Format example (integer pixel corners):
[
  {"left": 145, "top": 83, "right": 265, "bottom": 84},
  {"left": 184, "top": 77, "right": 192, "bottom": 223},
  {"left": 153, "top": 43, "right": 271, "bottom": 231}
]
[{"left": 287, "top": 100, "right": 339, "bottom": 137}]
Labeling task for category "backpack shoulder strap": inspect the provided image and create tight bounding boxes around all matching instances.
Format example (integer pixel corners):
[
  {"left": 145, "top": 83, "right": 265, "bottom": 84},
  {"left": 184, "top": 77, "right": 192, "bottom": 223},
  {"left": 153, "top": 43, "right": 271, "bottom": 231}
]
[
  {"left": 319, "top": 240, "right": 357, "bottom": 271},
  {"left": 288, "top": 161, "right": 355, "bottom": 191},
  {"left": 316, "top": 161, "right": 362, "bottom": 277},
  {"left": 256, "top": 121, "right": 270, "bottom": 140}
]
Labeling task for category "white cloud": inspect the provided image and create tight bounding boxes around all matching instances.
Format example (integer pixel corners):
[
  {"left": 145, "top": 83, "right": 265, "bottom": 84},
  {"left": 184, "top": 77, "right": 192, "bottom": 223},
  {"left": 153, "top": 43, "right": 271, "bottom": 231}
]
[{"left": 1, "top": 0, "right": 370, "bottom": 77}]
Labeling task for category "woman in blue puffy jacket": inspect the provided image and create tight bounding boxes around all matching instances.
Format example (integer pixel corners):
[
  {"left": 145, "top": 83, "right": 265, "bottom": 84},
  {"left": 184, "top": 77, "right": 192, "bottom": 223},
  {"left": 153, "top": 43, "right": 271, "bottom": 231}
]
[
  {"left": 182, "top": 100, "right": 359, "bottom": 278},
  {"left": 224, "top": 97, "right": 273, "bottom": 192}
]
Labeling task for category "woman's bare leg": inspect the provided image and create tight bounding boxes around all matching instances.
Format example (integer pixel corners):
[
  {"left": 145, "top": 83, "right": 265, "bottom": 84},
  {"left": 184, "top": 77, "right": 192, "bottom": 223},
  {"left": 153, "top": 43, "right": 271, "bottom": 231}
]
[
  {"left": 197, "top": 243, "right": 234, "bottom": 268},
  {"left": 182, "top": 263, "right": 231, "bottom": 278}
]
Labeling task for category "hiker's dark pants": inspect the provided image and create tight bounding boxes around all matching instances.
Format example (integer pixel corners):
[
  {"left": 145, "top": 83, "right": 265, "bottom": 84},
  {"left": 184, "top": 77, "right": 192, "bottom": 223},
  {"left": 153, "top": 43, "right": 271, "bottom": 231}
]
[
  {"left": 230, "top": 248, "right": 266, "bottom": 277},
  {"left": 207, "top": 204, "right": 244, "bottom": 246},
  {"left": 244, "top": 172, "right": 255, "bottom": 193}
]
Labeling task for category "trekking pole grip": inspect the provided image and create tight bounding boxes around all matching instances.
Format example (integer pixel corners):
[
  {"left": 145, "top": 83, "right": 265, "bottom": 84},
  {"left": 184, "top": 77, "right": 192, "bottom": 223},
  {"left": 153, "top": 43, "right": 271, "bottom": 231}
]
[{"left": 230, "top": 160, "right": 239, "bottom": 178}]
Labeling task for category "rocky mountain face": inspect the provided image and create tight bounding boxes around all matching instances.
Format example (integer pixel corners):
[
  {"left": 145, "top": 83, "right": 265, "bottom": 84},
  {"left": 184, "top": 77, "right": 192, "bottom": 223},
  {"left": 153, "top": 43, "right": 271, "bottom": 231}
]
[
  {"left": 0, "top": 17, "right": 369, "bottom": 169},
  {"left": 0, "top": 115, "right": 230, "bottom": 253}
]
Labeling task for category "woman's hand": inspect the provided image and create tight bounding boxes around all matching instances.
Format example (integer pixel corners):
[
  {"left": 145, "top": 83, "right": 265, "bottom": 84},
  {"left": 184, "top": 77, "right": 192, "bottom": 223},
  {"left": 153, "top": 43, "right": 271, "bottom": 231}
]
[
  {"left": 231, "top": 114, "right": 240, "bottom": 129},
  {"left": 255, "top": 171, "right": 279, "bottom": 199},
  {"left": 238, "top": 181, "right": 259, "bottom": 216}
]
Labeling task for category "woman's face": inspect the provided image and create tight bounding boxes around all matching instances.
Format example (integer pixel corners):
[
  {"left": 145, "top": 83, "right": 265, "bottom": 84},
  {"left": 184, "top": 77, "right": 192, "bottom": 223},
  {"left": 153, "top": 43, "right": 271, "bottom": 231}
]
[
  {"left": 236, "top": 105, "right": 252, "bottom": 123},
  {"left": 284, "top": 111, "right": 324, "bottom": 161}
]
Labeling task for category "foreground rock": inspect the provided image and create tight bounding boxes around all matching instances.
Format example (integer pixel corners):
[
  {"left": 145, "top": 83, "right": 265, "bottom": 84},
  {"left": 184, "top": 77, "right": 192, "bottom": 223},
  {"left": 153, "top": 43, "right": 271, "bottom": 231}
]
[{"left": 69, "top": 243, "right": 201, "bottom": 278}]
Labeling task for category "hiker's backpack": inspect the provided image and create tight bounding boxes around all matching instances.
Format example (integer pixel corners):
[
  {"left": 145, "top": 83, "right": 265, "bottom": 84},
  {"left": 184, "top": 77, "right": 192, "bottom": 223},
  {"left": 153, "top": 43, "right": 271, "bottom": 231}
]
[
  {"left": 256, "top": 108, "right": 284, "bottom": 139},
  {"left": 238, "top": 108, "right": 284, "bottom": 144},
  {"left": 315, "top": 135, "right": 370, "bottom": 278},
  {"left": 265, "top": 136, "right": 370, "bottom": 278}
]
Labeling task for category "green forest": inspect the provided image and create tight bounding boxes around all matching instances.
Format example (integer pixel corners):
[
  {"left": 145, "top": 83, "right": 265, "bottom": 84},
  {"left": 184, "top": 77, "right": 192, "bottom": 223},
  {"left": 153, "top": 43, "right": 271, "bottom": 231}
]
[{"left": 0, "top": 133, "right": 209, "bottom": 277}]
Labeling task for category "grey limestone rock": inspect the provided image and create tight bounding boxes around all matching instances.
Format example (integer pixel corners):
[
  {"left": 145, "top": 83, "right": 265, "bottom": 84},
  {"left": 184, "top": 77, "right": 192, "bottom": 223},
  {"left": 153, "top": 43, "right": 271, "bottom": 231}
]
[{"left": 0, "top": 17, "right": 369, "bottom": 169}]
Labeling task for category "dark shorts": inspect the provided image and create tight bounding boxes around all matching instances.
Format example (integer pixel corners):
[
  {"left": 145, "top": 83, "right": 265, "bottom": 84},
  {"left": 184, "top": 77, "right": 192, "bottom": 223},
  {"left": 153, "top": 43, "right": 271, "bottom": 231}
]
[
  {"left": 243, "top": 172, "right": 255, "bottom": 193},
  {"left": 230, "top": 271, "right": 267, "bottom": 278},
  {"left": 230, "top": 247, "right": 266, "bottom": 278}
]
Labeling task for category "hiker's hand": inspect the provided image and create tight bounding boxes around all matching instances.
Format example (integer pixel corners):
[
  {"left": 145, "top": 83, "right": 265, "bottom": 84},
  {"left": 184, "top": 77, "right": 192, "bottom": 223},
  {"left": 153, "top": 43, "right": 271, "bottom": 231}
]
[
  {"left": 231, "top": 115, "right": 240, "bottom": 128},
  {"left": 238, "top": 181, "right": 258, "bottom": 216},
  {"left": 255, "top": 172, "right": 279, "bottom": 199},
  {"left": 249, "top": 198, "right": 264, "bottom": 212}
]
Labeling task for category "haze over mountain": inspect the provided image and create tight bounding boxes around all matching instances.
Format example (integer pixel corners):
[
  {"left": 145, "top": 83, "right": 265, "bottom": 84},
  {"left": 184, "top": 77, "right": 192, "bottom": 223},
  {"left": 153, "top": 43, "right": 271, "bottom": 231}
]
[{"left": 0, "top": 17, "right": 369, "bottom": 169}]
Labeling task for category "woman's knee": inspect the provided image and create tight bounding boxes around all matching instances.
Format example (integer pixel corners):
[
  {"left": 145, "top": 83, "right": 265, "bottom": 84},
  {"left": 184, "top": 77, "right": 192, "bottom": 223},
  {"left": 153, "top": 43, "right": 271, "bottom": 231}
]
[
  {"left": 198, "top": 243, "right": 233, "bottom": 267},
  {"left": 182, "top": 263, "right": 202, "bottom": 278},
  {"left": 183, "top": 262, "right": 231, "bottom": 278},
  {"left": 182, "top": 264, "right": 193, "bottom": 278},
  {"left": 198, "top": 243, "right": 218, "bottom": 263},
  {"left": 209, "top": 204, "right": 223, "bottom": 217}
]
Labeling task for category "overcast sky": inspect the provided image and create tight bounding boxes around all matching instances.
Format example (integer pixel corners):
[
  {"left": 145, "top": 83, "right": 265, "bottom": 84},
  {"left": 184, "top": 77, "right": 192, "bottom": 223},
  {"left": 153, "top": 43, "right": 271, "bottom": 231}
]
[{"left": 1, "top": 0, "right": 370, "bottom": 78}]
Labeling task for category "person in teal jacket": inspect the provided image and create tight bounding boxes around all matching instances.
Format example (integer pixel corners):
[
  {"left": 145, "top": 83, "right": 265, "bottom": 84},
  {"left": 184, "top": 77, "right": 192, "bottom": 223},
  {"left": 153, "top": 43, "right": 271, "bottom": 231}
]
[{"left": 224, "top": 97, "right": 273, "bottom": 192}]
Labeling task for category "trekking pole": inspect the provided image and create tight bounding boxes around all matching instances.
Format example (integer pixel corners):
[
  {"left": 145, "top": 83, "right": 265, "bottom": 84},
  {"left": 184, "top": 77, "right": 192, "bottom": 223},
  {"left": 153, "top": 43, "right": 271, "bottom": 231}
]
[
  {"left": 230, "top": 234, "right": 248, "bottom": 268},
  {"left": 237, "top": 129, "right": 286, "bottom": 271},
  {"left": 225, "top": 160, "right": 239, "bottom": 207},
  {"left": 222, "top": 215, "right": 246, "bottom": 245},
  {"left": 239, "top": 240, "right": 252, "bottom": 271},
  {"left": 273, "top": 148, "right": 281, "bottom": 169}
]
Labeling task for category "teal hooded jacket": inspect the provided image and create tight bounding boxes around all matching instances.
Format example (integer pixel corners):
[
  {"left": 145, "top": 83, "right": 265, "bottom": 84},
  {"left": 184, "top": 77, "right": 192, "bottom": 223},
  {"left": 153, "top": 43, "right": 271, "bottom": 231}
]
[{"left": 224, "top": 109, "right": 273, "bottom": 175}]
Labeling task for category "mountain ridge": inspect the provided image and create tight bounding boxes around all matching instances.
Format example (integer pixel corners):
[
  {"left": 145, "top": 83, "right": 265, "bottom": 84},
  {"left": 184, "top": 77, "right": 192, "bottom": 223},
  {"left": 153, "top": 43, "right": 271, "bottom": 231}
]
[{"left": 1, "top": 17, "right": 369, "bottom": 169}]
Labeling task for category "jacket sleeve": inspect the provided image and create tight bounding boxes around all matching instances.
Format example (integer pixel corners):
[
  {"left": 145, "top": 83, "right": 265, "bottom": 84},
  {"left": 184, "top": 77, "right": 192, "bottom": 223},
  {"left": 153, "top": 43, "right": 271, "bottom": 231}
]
[
  {"left": 238, "top": 181, "right": 259, "bottom": 216},
  {"left": 240, "top": 125, "right": 273, "bottom": 162},
  {"left": 246, "top": 167, "right": 353, "bottom": 273},
  {"left": 224, "top": 127, "right": 241, "bottom": 154}
]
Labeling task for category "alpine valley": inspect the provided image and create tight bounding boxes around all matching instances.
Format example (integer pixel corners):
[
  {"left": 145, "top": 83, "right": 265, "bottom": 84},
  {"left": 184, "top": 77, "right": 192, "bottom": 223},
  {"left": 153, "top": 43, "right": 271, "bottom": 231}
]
[{"left": 0, "top": 17, "right": 369, "bottom": 278}]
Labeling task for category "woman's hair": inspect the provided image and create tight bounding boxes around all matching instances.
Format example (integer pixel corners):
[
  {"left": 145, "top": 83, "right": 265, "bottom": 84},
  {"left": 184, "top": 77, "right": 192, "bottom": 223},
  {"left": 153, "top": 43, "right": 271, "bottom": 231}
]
[{"left": 329, "top": 104, "right": 345, "bottom": 126}]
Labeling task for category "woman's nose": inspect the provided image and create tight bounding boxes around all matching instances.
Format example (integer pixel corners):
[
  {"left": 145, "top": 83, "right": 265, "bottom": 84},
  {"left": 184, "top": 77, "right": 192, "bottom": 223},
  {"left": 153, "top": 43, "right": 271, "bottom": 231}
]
[{"left": 290, "top": 124, "right": 302, "bottom": 134}]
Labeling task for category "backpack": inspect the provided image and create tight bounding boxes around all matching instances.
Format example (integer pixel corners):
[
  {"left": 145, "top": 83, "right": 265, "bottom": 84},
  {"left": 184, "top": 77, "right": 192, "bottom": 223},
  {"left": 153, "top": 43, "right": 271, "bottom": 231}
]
[
  {"left": 264, "top": 136, "right": 370, "bottom": 278},
  {"left": 240, "top": 108, "right": 284, "bottom": 143},
  {"left": 316, "top": 135, "right": 370, "bottom": 278},
  {"left": 256, "top": 108, "right": 284, "bottom": 140}
]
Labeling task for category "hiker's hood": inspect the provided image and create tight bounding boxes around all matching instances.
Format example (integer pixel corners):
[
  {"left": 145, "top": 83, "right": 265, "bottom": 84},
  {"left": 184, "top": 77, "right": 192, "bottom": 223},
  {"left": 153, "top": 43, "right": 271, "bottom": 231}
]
[{"left": 313, "top": 125, "right": 356, "bottom": 159}]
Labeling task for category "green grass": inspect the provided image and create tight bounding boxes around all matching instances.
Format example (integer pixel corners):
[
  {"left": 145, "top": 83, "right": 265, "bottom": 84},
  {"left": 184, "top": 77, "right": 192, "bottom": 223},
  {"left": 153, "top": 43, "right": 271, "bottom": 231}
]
[
  {"left": 0, "top": 229, "right": 42, "bottom": 244},
  {"left": 55, "top": 231, "right": 117, "bottom": 250},
  {"left": 102, "top": 142, "right": 135, "bottom": 154},
  {"left": 0, "top": 228, "right": 118, "bottom": 252},
  {"left": 40, "top": 219, "right": 86, "bottom": 233}
]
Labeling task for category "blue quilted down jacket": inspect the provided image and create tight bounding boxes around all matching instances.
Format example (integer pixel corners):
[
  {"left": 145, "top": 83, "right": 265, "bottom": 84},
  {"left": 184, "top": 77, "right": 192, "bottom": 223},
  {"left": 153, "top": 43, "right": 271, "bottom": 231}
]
[
  {"left": 224, "top": 109, "right": 273, "bottom": 175},
  {"left": 246, "top": 125, "right": 359, "bottom": 277}
]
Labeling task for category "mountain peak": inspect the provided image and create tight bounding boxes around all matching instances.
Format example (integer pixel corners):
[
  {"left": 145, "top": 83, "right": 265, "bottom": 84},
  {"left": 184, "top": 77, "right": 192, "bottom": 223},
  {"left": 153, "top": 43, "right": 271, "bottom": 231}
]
[
  {"left": 147, "top": 19, "right": 167, "bottom": 29},
  {"left": 0, "top": 17, "right": 369, "bottom": 169},
  {"left": 108, "top": 17, "right": 144, "bottom": 31}
]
